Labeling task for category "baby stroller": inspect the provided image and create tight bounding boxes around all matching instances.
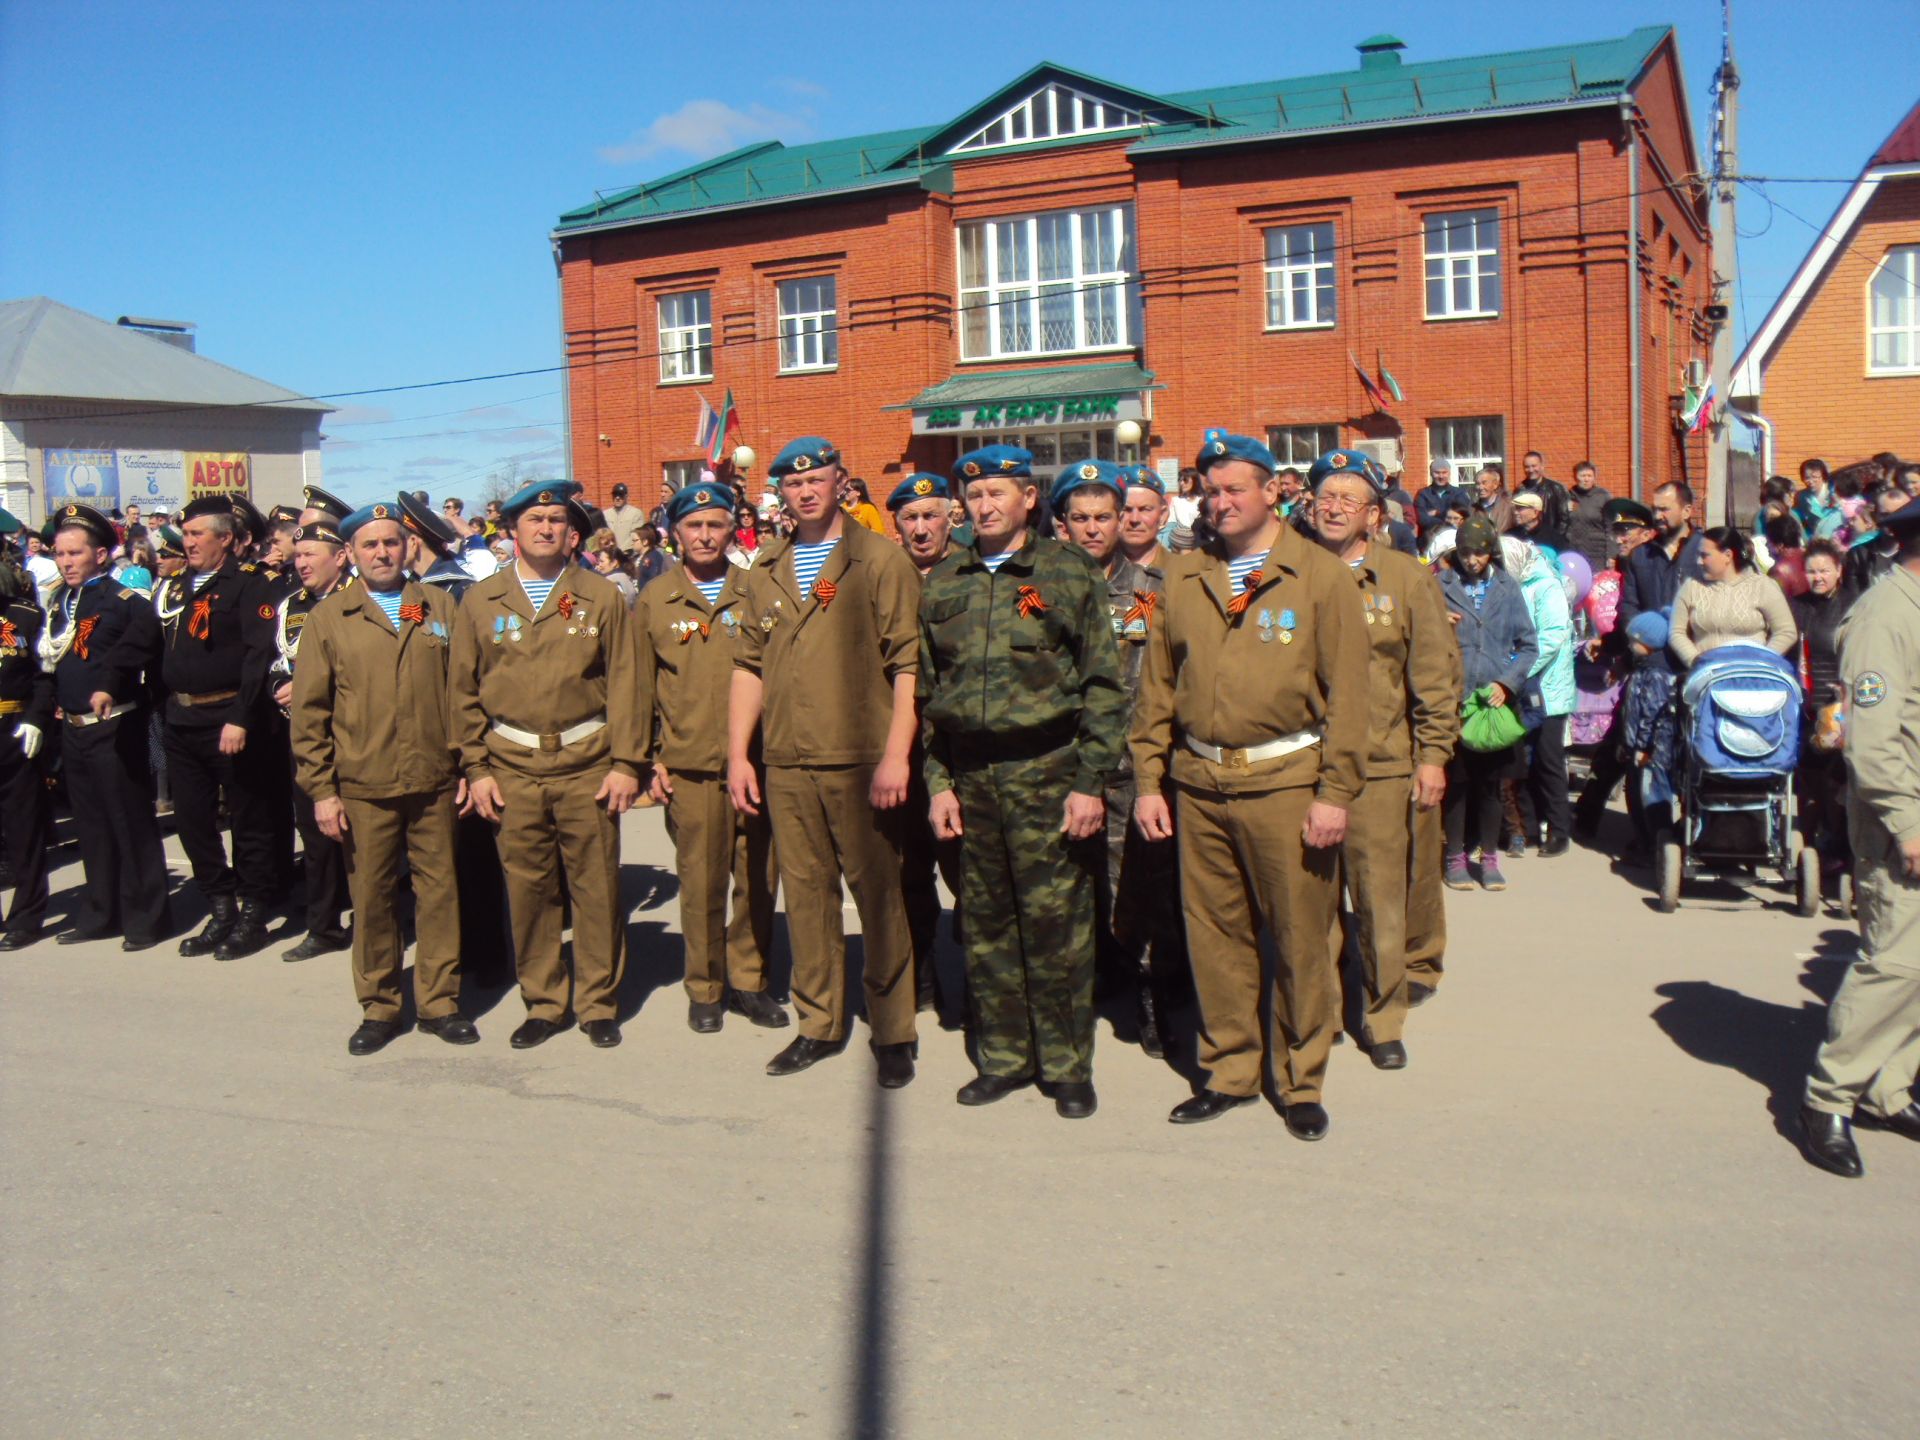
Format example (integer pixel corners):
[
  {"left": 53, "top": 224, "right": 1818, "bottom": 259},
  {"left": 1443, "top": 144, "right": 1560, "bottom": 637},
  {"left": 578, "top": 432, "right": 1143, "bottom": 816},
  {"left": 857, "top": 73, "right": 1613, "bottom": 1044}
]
[{"left": 1657, "top": 644, "right": 1815, "bottom": 915}]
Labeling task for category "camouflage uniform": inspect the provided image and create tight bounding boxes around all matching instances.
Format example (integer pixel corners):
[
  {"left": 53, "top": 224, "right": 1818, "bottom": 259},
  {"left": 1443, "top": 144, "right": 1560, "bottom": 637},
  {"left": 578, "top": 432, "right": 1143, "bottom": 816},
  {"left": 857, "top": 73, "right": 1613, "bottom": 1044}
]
[
  {"left": 919, "top": 534, "right": 1128, "bottom": 1082},
  {"left": 1095, "top": 551, "right": 1184, "bottom": 1046}
]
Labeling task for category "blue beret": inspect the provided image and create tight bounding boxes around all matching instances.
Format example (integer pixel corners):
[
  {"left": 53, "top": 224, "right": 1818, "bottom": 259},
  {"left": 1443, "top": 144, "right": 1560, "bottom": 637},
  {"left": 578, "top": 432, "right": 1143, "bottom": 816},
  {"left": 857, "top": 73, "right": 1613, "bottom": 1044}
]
[
  {"left": 769, "top": 437, "right": 840, "bottom": 478},
  {"left": 887, "top": 473, "right": 950, "bottom": 511},
  {"left": 665, "top": 482, "right": 734, "bottom": 527},
  {"left": 1307, "top": 448, "right": 1383, "bottom": 494},
  {"left": 952, "top": 444, "right": 1033, "bottom": 484},
  {"left": 1049, "top": 459, "right": 1127, "bottom": 512},
  {"left": 1122, "top": 464, "right": 1165, "bottom": 496},
  {"left": 1195, "top": 428, "right": 1276, "bottom": 474},
  {"left": 501, "top": 477, "right": 582, "bottom": 520},
  {"left": 341, "top": 500, "right": 406, "bottom": 541}
]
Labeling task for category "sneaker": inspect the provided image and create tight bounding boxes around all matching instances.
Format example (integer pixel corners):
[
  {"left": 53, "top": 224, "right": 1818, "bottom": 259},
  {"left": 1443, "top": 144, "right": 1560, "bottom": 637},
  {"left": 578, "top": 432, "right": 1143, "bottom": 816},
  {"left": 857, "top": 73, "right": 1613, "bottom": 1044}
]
[
  {"left": 1444, "top": 852, "right": 1474, "bottom": 890},
  {"left": 1479, "top": 854, "right": 1508, "bottom": 891},
  {"left": 1505, "top": 834, "right": 1527, "bottom": 859}
]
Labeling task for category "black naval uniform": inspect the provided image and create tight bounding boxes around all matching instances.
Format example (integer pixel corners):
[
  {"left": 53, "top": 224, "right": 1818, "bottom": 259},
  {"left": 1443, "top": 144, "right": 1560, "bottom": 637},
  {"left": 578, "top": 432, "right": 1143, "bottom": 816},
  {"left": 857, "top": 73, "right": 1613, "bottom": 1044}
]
[
  {"left": 158, "top": 558, "right": 283, "bottom": 954},
  {"left": 276, "top": 578, "right": 352, "bottom": 950},
  {"left": 258, "top": 560, "right": 301, "bottom": 896},
  {"left": 417, "top": 551, "right": 514, "bottom": 988},
  {"left": 51, "top": 576, "right": 172, "bottom": 945},
  {"left": 0, "top": 593, "right": 54, "bottom": 942}
]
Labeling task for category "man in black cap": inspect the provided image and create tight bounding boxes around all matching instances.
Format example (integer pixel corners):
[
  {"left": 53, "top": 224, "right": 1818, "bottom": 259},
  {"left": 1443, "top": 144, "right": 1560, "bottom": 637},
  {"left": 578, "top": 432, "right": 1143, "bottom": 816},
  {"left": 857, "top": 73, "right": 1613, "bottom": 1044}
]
[
  {"left": 160, "top": 495, "right": 285, "bottom": 960},
  {"left": 44, "top": 503, "right": 173, "bottom": 950},
  {"left": 272, "top": 519, "right": 355, "bottom": 962},
  {"left": 0, "top": 538, "right": 54, "bottom": 950},
  {"left": 604, "top": 482, "right": 646, "bottom": 554},
  {"left": 300, "top": 485, "right": 353, "bottom": 531}
]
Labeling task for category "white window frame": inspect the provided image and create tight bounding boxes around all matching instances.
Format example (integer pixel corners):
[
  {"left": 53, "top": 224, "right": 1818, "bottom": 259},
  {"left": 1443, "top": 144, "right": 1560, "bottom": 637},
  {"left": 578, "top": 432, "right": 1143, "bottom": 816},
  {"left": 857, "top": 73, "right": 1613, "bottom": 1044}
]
[
  {"left": 1423, "top": 209, "right": 1502, "bottom": 320},
  {"left": 777, "top": 276, "right": 839, "bottom": 373},
  {"left": 1868, "top": 245, "right": 1919, "bottom": 375},
  {"left": 1263, "top": 224, "right": 1337, "bottom": 330},
  {"left": 1427, "top": 416, "right": 1505, "bottom": 485},
  {"left": 1266, "top": 424, "right": 1341, "bottom": 468},
  {"left": 662, "top": 460, "right": 706, "bottom": 493},
  {"left": 658, "top": 290, "right": 712, "bottom": 384},
  {"left": 956, "top": 205, "right": 1137, "bottom": 362},
  {"left": 950, "top": 84, "right": 1143, "bottom": 154}
]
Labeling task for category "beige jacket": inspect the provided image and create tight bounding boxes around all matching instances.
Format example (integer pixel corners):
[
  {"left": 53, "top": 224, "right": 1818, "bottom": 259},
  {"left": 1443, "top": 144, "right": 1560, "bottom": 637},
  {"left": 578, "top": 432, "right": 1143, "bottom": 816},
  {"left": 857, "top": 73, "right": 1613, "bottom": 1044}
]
[{"left": 1670, "top": 569, "right": 1798, "bottom": 667}]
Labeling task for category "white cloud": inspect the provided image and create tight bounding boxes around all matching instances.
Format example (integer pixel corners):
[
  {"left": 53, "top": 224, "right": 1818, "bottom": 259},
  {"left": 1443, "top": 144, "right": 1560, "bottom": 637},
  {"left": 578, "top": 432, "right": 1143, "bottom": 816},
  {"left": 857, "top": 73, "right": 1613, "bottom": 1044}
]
[
  {"left": 328, "top": 403, "right": 395, "bottom": 426},
  {"left": 406, "top": 455, "right": 464, "bottom": 468},
  {"left": 776, "top": 77, "right": 829, "bottom": 99},
  {"left": 484, "top": 427, "right": 560, "bottom": 448},
  {"left": 599, "top": 99, "right": 814, "bottom": 164}
]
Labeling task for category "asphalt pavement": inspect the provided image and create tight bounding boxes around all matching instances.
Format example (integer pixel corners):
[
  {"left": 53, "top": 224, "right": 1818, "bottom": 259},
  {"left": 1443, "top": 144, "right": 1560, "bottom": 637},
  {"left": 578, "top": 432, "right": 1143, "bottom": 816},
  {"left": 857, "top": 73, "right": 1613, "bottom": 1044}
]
[{"left": 1, "top": 804, "right": 1913, "bottom": 1438}]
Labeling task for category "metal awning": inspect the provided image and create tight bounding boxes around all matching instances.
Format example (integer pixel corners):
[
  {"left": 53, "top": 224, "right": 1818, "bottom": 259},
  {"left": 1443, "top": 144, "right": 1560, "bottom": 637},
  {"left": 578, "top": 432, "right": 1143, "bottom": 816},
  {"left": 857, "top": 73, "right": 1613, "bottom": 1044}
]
[{"left": 887, "top": 361, "right": 1159, "bottom": 411}]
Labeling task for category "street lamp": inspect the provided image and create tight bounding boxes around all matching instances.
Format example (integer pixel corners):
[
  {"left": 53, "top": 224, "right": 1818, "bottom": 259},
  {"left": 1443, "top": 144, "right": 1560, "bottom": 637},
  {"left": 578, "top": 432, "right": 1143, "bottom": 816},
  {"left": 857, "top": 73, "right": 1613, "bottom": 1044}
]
[
  {"left": 1115, "top": 419, "right": 1142, "bottom": 462},
  {"left": 732, "top": 445, "right": 756, "bottom": 473}
]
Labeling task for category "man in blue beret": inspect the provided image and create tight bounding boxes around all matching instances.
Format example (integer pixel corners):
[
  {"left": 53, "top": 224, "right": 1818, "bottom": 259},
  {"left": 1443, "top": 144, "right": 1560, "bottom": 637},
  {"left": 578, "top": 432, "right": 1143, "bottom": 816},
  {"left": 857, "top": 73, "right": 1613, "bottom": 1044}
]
[
  {"left": 449, "top": 478, "right": 649, "bottom": 1051},
  {"left": 636, "top": 481, "right": 784, "bottom": 1035},
  {"left": 730, "top": 436, "right": 924, "bottom": 1086},
  {"left": 888, "top": 470, "right": 965, "bottom": 1011},
  {"left": 1307, "top": 450, "right": 1460, "bottom": 1068},
  {"left": 1053, "top": 460, "right": 1181, "bottom": 1058},
  {"left": 292, "top": 501, "right": 475, "bottom": 1054},
  {"left": 1132, "top": 429, "right": 1371, "bottom": 1140},
  {"left": 1117, "top": 463, "right": 1172, "bottom": 573},
  {"left": 919, "top": 448, "right": 1129, "bottom": 1118}
]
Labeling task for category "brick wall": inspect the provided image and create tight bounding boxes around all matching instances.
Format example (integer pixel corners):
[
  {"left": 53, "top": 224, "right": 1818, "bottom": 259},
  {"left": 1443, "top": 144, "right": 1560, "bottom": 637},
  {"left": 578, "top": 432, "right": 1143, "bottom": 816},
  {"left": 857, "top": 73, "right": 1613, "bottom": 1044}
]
[{"left": 1758, "top": 178, "right": 1920, "bottom": 473}]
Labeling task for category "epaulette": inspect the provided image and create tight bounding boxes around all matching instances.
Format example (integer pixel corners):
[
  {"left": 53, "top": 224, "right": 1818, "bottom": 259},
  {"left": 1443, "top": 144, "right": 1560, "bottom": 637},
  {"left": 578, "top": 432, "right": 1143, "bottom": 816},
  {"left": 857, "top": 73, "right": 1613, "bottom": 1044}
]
[
  {"left": 240, "top": 562, "right": 258, "bottom": 573},
  {"left": 118, "top": 588, "right": 138, "bottom": 601}
]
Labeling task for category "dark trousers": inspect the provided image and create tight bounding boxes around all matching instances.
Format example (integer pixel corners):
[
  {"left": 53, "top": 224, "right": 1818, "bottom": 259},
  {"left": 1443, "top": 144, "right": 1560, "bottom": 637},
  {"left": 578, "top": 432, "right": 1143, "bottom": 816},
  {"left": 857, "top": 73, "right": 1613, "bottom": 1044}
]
[
  {"left": 64, "top": 711, "right": 172, "bottom": 942},
  {"left": 291, "top": 757, "right": 349, "bottom": 939},
  {"left": 1445, "top": 744, "right": 1518, "bottom": 856},
  {"left": 262, "top": 713, "right": 297, "bottom": 891},
  {"left": 456, "top": 814, "right": 514, "bottom": 988},
  {"left": 163, "top": 720, "right": 281, "bottom": 904},
  {"left": 0, "top": 743, "right": 51, "bottom": 934},
  {"left": 1516, "top": 714, "right": 1572, "bottom": 840}
]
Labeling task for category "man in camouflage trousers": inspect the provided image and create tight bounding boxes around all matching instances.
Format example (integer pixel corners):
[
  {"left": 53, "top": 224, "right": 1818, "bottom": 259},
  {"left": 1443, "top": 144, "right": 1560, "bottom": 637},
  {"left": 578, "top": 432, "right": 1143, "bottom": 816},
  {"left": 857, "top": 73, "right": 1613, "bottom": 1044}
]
[
  {"left": 919, "top": 446, "right": 1129, "bottom": 1119},
  {"left": 1053, "top": 461, "right": 1182, "bottom": 1058}
]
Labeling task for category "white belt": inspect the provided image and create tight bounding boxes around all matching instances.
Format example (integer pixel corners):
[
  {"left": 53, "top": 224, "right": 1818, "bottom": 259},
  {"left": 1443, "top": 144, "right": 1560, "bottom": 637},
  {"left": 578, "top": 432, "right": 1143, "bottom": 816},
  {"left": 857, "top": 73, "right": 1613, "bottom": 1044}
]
[
  {"left": 68, "top": 703, "right": 135, "bottom": 728},
  {"left": 1185, "top": 730, "right": 1320, "bottom": 769},
  {"left": 490, "top": 714, "right": 608, "bottom": 752}
]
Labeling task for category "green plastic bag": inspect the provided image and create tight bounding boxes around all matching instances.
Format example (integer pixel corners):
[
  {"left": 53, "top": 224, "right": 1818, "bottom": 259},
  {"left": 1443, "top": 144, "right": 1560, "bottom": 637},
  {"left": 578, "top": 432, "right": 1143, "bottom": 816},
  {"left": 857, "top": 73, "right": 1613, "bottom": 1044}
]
[{"left": 1460, "top": 685, "right": 1526, "bottom": 753}]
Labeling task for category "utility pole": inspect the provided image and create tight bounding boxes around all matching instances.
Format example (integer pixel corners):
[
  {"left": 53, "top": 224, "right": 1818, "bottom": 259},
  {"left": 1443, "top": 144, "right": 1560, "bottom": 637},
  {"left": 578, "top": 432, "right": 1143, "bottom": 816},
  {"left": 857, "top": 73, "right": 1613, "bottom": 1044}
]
[{"left": 1704, "top": 0, "right": 1740, "bottom": 525}]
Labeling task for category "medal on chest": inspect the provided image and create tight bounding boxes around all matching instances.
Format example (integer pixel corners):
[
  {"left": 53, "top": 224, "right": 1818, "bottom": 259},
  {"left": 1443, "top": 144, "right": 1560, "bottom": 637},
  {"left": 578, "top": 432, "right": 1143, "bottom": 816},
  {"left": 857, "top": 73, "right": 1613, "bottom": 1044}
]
[
  {"left": 493, "top": 614, "right": 526, "bottom": 645},
  {"left": 1256, "top": 607, "right": 1296, "bottom": 644}
]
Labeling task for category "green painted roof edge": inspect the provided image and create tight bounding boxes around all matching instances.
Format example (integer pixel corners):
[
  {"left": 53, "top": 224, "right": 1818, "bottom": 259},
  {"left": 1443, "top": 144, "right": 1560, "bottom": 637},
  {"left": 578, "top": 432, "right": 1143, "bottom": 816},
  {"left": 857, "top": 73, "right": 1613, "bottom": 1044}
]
[
  {"left": 884, "top": 361, "right": 1160, "bottom": 410},
  {"left": 558, "top": 140, "right": 788, "bottom": 224}
]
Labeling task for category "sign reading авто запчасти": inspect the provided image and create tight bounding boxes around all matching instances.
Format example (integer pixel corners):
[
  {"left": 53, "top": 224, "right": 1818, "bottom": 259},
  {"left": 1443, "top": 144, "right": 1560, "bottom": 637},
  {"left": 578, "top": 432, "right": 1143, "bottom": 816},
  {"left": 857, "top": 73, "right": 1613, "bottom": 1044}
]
[{"left": 186, "top": 452, "right": 251, "bottom": 497}]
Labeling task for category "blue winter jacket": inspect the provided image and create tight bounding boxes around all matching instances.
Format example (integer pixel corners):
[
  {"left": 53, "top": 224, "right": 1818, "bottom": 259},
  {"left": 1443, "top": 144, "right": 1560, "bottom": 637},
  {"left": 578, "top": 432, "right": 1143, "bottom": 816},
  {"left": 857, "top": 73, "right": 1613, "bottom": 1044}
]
[{"left": 1439, "top": 562, "right": 1539, "bottom": 700}]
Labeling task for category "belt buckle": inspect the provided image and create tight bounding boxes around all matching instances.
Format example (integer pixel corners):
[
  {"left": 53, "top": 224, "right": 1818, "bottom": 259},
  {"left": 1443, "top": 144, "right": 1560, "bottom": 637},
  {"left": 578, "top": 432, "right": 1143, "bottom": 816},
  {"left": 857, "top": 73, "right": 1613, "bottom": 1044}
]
[
  {"left": 1221, "top": 746, "right": 1248, "bottom": 769},
  {"left": 539, "top": 733, "right": 561, "bottom": 753}
]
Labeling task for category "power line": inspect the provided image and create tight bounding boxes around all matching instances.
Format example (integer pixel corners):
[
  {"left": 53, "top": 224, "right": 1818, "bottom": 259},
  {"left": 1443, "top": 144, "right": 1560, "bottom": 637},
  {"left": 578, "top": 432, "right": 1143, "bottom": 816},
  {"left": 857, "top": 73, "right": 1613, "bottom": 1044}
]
[
  {"left": 1739, "top": 177, "right": 1919, "bottom": 294},
  {"left": 11, "top": 176, "right": 1744, "bottom": 430},
  {"left": 325, "top": 388, "right": 561, "bottom": 427},
  {"left": 321, "top": 417, "right": 562, "bottom": 446}
]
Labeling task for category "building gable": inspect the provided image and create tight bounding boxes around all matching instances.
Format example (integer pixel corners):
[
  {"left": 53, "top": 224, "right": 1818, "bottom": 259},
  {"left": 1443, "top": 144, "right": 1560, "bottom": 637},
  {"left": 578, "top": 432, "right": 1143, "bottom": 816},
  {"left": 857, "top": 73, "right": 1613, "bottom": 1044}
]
[{"left": 900, "top": 63, "right": 1204, "bottom": 161}]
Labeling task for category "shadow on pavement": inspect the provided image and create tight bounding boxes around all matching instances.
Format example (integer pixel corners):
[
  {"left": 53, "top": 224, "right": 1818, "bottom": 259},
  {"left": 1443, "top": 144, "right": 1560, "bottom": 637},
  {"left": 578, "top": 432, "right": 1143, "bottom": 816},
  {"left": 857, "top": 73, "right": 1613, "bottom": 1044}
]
[
  {"left": 846, "top": 1062, "right": 895, "bottom": 1440},
  {"left": 1649, "top": 928, "right": 1857, "bottom": 1145}
]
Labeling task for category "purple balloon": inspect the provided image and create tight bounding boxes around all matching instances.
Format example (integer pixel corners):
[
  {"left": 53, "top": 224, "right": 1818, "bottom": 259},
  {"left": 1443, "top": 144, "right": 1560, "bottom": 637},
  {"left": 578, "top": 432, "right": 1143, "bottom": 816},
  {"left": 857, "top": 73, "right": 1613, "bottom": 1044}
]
[{"left": 1559, "top": 551, "right": 1594, "bottom": 606}]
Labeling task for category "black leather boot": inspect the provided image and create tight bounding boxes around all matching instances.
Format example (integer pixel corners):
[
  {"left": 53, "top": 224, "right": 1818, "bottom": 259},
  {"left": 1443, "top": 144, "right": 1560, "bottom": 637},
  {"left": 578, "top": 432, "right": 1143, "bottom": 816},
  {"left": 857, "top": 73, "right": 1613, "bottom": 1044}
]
[
  {"left": 213, "top": 901, "right": 271, "bottom": 961},
  {"left": 1136, "top": 980, "right": 1166, "bottom": 1060},
  {"left": 178, "top": 895, "right": 237, "bottom": 957}
]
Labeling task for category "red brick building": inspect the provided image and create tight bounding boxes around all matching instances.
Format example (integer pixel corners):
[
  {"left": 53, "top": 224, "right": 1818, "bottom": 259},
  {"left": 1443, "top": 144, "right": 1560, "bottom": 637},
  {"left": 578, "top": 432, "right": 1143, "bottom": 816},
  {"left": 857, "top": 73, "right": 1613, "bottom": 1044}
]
[{"left": 555, "top": 26, "right": 1711, "bottom": 513}]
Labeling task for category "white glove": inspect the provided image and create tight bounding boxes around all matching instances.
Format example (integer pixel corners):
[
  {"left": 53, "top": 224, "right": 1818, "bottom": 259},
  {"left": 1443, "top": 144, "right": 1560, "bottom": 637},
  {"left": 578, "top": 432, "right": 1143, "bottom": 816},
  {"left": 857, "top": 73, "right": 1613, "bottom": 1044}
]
[{"left": 14, "top": 723, "right": 42, "bottom": 759}]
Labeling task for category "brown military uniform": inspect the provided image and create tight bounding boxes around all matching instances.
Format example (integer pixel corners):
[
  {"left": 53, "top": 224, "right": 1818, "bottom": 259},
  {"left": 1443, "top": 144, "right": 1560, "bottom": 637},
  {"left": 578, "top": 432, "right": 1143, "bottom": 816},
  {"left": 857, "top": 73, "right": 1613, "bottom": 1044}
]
[
  {"left": 449, "top": 564, "right": 647, "bottom": 1025},
  {"left": 1331, "top": 546, "right": 1460, "bottom": 1044},
  {"left": 637, "top": 560, "right": 777, "bottom": 1005},
  {"left": 291, "top": 580, "right": 464, "bottom": 1022},
  {"left": 735, "top": 522, "right": 919, "bottom": 1046},
  {"left": 1131, "top": 523, "right": 1370, "bottom": 1102},
  {"left": 1406, "top": 580, "right": 1465, "bottom": 994}
]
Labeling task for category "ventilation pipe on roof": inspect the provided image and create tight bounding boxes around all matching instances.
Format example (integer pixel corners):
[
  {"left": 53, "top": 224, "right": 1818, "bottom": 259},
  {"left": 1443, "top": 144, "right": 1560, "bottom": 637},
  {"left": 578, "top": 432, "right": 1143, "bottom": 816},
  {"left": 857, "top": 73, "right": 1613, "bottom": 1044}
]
[
  {"left": 1356, "top": 35, "right": 1406, "bottom": 70},
  {"left": 116, "top": 316, "right": 196, "bottom": 352}
]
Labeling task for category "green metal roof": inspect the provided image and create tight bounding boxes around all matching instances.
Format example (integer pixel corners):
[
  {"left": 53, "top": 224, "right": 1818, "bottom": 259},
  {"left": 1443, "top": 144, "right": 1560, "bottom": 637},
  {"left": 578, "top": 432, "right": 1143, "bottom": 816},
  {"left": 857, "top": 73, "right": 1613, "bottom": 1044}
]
[
  {"left": 556, "top": 26, "right": 1672, "bottom": 235},
  {"left": 886, "top": 362, "right": 1159, "bottom": 411}
]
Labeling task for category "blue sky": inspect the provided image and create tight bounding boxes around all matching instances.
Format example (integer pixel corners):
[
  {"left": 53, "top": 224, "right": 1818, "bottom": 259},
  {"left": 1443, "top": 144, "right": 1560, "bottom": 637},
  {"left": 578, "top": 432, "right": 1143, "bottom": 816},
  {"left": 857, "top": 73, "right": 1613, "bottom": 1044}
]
[{"left": 3, "top": 0, "right": 1911, "bottom": 504}]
